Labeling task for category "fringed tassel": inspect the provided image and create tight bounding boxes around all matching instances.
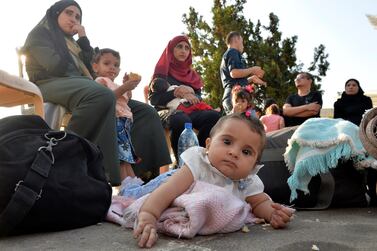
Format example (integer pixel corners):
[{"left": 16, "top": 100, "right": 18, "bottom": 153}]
[{"left": 288, "top": 143, "right": 360, "bottom": 201}]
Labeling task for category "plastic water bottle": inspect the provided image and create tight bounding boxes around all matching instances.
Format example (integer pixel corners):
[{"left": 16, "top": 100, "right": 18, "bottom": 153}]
[{"left": 177, "top": 123, "right": 199, "bottom": 167}]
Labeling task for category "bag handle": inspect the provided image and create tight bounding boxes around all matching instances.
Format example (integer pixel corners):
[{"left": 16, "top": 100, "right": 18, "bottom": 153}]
[{"left": 0, "top": 132, "right": 66, "bottom": 236}]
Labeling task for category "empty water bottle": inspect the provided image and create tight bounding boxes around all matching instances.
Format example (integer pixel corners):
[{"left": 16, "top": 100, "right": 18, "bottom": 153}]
[{"left": 177, "top": 123, "right": 199, "bottom": 167}]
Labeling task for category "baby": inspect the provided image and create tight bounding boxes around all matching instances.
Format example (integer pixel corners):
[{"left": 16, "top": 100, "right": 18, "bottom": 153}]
[
  {"left": 134, "top": 113, "right": 294, "bottom": 248},
  {"left": 150, "top": 77, "right": 217, "bottom": 114}
]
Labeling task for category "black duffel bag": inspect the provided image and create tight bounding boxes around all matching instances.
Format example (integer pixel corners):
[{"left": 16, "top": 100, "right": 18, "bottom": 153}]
[{"left": 0, "top": 115, "right": 112, "bottom": 236}]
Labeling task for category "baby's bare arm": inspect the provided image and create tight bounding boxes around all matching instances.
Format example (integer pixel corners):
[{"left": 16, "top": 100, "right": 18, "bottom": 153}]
[
  {"left": 246, "top": 193, "right": 294, "bottom": 229},
  {"left": 134, "top": 166, "right": 194, "bottom": 248},
  {"left": 246, "top": 193, "right": 273, "bottom": 220}
]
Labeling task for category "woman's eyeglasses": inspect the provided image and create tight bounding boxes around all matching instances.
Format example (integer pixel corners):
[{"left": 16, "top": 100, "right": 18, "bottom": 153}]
[{"left": 295, "top": 76, "right": 308, "bottom": 81}]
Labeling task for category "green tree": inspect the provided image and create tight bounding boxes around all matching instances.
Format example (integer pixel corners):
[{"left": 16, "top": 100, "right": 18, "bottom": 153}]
[{"left": 182, "top": 0, "right": 329, "bottom": 109}]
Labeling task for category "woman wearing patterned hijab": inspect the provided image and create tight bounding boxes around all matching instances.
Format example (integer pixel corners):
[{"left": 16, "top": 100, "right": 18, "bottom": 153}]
[
  {"left": 149, "top": 35, "right": 221, "bottom": 162},
  {"left": 23, "top": 0, "right": 121, "bottom": 185}
]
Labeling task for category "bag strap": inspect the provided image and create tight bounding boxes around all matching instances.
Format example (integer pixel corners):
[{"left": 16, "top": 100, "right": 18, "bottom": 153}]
[{"left": 0, "top": 131, "right": 66, "bottom": 236}]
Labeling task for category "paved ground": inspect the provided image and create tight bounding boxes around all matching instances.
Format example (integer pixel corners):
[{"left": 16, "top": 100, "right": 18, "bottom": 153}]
[{"left": 1, "top": 207, "right": 376, "bottom": 251}]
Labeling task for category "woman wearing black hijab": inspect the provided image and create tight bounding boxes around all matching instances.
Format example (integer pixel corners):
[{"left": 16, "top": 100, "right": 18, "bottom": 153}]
[
  {"left": 334, "top": 78, "right": 376, "bottom": 206},
  {"left": 23, "top": 0, "right": 120, "bottom": 185},
  {"left": 24, "top": 1, "right": 171, "bottom": 185},
  {"left": 333, "top": 78, "right": 373, "bottom": 126}
]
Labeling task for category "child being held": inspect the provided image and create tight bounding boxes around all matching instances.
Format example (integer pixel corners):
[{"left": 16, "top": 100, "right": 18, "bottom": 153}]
[
  {"left": 92, "top": 48, "right": 141, "bottom": 180},
  {"left": 151, "top": 77, "right": 219, "bottom": 114},
  {"left": 134, "top": 113, "right": 295, "bottom": 248}
]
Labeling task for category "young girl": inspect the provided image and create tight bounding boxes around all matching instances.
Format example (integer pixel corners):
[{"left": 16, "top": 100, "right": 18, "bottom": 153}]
[
  {"left": 231, "top": 84, "right": 258, "bottom": 117},
  {"left": 92, "top": 48, "right": 141, "bottom": 180},
  {"left": 260, "top": 103, "right": 285, "bottom": 133},
  {"left": 134, "top": 113, "right": 295, "bottom": 248}
]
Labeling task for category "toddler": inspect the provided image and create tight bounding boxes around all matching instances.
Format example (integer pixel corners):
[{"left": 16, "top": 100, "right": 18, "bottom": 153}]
[
  {"left": 92, "top": 48, "right": 141, "bottom": 180},
  {"left": 260, "top": 103, "right": 285, "bottom": 132},
  {"left": 231, "top": 84, "right": 258, "bottom": 117},
  {"left": 134, "top": 113, "right": 295, "bottom": 248},
  {"left": 150, "top": 77, "right": 219, "bottom": 114}
]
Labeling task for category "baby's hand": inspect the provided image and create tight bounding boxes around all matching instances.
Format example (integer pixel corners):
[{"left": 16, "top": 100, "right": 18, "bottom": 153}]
[
  {"left": 133, "top": 211, "right": 158, "bottom": 248},
  {"left": 269, "top": 203, "right": 295, "bottom": 229}
]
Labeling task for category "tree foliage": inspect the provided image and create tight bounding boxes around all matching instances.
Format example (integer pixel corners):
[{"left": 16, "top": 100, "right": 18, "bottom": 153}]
[{"left": 182, "top": 0, "right": 330, "bottom": 109}]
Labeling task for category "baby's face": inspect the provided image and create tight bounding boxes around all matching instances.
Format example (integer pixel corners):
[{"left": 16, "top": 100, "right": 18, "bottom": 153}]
[{"left": 205, "top": 119, "right": 262, "bottom": 180}]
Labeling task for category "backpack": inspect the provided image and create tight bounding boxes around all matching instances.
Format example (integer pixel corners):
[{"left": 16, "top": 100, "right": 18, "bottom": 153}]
[
  {"left": 258, "top": 126, "right": 367, "bottom": 209},
  {"left": 0, "top": 115, "right": 112, "bottom": 236}
]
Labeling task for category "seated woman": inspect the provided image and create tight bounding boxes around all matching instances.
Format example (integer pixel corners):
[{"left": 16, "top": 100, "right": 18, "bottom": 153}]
[
  {"left": 23, "top": 0, "right": 171, "bottom": 184},
  {"left": 23, "top": 0, "right": 121, "bottom": 185},
  {"left": 333, "top": 78, "right": 375, "bottom": 206},
  {"left": 333, "top": 78, "right": 373, "bottom": 126},
  {"left": 149, "top": 35, "right": 221, "bottom": 162},
  {"left": 128, "top": 99, "right": 171, "bottom": 180}
]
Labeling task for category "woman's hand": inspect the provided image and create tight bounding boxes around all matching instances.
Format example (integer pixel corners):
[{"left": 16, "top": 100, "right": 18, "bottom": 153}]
[
  {"left": 72, "top": 24, "right": 86, "bottom": 37},
  {"left": 173, "top": 85, "right": 198, "bottom": 104},
  {"left": 174, "top": 85, "right": 194, "bottom": 98},
  {"left": 183, "top": 93, "right": 200, "bottom": 105},
  {"left": 269, "top": 203, "right": 295, "bottom": 229},
  {"left": 133, "top": 211, "right": 159, "bottom": 248}
]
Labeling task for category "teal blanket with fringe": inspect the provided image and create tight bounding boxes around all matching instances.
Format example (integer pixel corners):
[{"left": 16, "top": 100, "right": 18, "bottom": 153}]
[{"left": 284, "top": 118, "right": 377, "bottom": 201}]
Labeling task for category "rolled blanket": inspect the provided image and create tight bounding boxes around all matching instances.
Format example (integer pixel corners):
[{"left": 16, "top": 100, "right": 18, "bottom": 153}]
[
  {"left": 119, "top": 169, "right": 177, "bottom": 199},
  {"left": 360, "top": 107, "right": 377, "bottom": 159},
  {"left": 122, "top": 181, "right": 255, "bottom": 238},
  {"left": 284, "top": 118, "right": 377, "bottom": 201},
  {"left": 106, "top": 196, "right": 135, "bottom": 226}
]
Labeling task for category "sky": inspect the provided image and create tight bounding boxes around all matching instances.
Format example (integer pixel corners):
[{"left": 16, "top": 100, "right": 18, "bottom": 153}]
[{"left": 0, "top": 0, "right": 376, "bottom": 118}]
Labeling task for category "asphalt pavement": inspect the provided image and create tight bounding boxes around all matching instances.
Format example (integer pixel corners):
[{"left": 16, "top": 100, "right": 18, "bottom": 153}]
[{"left": 1, "top": 207, "right": 376, "bottom": 251}]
